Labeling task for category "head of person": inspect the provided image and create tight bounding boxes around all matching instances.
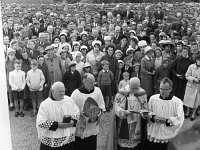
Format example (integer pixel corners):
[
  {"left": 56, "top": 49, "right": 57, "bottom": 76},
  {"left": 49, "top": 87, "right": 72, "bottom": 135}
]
[
  {"left": 82, "top": 73, "right": 95, "bottom": 90},
  {"left": 159, "top": 77, "right": 173, "bottom": 99},
  {"left": 115, "top": 50, "right": 123, "bottom": 60},
  {"left": 101, "top": 60, "right": 109, "bottom": 71},
  {"left": 104, "top": 36, "right": 111, "bottom": 46},
  {"left": 144, "top": 46, "right": 154, "bottom": 58},
  {"left": 3, "top": 36, "right": 10, "bottom": 45},
  {"left": 123, "top": 56, "right": 132, "bottom": 67},
  {"left": 92, "top": 41, "right": 101, "bottom": 53},
  {"left": 37, "top": 55, "right": 45, "bottom": 66},
  {"left": 181, "top": 47, "right": 189, "bottom": 58},
  {"left": 133, "top": 62, "right": 140, "bottom": 73},
  {"left": 155, "top": 47, "right": 162, "bottom": 58},
  {"left": 45, "top": 46, "right": 54, "bottom": 58},
  {"left": 118, "top": 60, "right": 124, "bottom": 69},
  {"left": 31, "top": 59, "right": 38, "bottom": 71},
  {"left": 195, "top": 55, "right": 200, "bottom": 66},
  {"left": 130, "top": 77, "right": 140, "bottom": 94},
  {"left": 123, "top": 72, "right": 129, "bottom": 80},
  {"left": 162, "top": 59, "right": 169, "bottom": 68},
  {"left": 7, "top": 48, "right": 16, "bottom": 61},
  {"left": 51, "top": 82, "right": 65, "bottom": 101},
  {"left": 68, "top": 61, "right": 76, "bottom": 72},
  {"left": 105, "top": 43, "right": 115, "bottom": 56},
  {"left": 176, "top": 41, "right": 183, "bottom": 54},
  {"left": 14, "top": 59, "right": 22, "bottom": 71},
  {"left": 138, "top": 40, "right": 147, "bottom": 53}
]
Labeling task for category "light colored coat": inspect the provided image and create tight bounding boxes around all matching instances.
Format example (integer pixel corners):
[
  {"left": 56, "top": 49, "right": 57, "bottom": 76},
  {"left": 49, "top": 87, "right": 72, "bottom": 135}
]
[{"left": 183, "top": 64, "right": 200, "bottom": 108}]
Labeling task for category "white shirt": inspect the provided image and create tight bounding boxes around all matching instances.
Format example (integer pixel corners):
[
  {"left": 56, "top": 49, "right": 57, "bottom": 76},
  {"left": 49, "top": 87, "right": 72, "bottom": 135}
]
[
  {"left": 147, "top": 94, "right": 184, "bottom": 143},
  {"left": 37, "top": 96, "right": 80, "bottom": 147},
  {"left": 9, "top": 69, "right": 26, "bottom": 91}
]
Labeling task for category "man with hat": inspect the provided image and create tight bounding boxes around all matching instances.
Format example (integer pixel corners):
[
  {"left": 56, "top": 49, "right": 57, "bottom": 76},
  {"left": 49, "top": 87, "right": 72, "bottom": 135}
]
[
  {"left": 63, "top": 61, "right": 82, "bottom": 96},
  {"left": 71, "top": 73, "right": 105, "bottom": 150}
]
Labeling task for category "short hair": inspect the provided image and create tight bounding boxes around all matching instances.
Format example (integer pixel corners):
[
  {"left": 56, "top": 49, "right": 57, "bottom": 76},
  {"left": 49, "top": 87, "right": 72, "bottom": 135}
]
[
  {"left": 15, "top": 59, "right": 21, "bottom": 65},
  {"left": 101, "top": 60, "right": 109, "bottom": 66},
  {"left": 161, "top": 77, "right": 173, "bottom": 88},
  {"left": 31, "top": 59, "right": 38, "bottom": 66},
  {"left": 123, "top": 72, "right": 129, "bottom": 76},
  {"left": 123, "top": 56, "right": 131, "bottom": 63}
]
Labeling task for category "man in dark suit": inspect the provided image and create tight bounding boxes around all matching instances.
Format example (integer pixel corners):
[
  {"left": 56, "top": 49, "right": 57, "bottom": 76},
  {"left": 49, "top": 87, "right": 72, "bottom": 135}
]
[
  {"left": 154, "top": 6, "right": 164, "bottom": 22},
  {"left": 31, "top": 20, "right": 44, "bottom": 37},
  {"left": 121, "top": 22, "right": 130, "bottom": 37},
  {"left": 147, "top": 15, "right": 159, "bottom": 33},
  {"left": 122, "top": 6, "right": 134, "bottom": 20},
  {"left": 113, "top": 26, "right": 122, "bottom": 45},
  {"left": 134, "top": 10, "right": 145, "bottom": 24}
]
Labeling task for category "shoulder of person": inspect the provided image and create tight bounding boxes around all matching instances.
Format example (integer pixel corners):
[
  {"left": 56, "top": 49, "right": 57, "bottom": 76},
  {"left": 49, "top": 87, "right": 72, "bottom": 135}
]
[
  {"left": 172, "top": 96, "right": 183, "bottom": 105},
  {"left": 135, "top": 87, "right": 146, "bottom": 97}
]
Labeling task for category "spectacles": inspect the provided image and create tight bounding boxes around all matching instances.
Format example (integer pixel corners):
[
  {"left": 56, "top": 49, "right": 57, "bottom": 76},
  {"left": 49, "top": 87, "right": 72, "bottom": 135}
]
[{"left": 160, "top": 88, "right": 171, "bottom": 91}]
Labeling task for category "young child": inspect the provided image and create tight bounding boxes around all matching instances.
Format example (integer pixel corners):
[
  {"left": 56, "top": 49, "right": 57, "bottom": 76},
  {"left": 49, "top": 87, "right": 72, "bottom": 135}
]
[
  {"left": 9, "top": 60, "right": 26, "bottom": 117},
  {"left": 118, "top": 72, "right": 130, "bottom": 96},
  {"left": 6, "top": 48, "right": 16, "bottom": 111},
  {"left": 91, "top": 67, "right": 99, "bottom": 86},
  {"left": 97, "top": 60, "right": 114, "bottom": 112},
  {"left": 115, "top": 50, "right": 123, "bottom": 60},
  {"left": 120, "top": 56, "right": 133, "bottom": 80},
  {"left": 26, "top": 59, "right": 45, "bottom": 117},
  {"left": 131, "top": 62, "right": 140, "bottom": 78},
  {"left": 74, "top": 51, "right": 84, "bottom": 74}
]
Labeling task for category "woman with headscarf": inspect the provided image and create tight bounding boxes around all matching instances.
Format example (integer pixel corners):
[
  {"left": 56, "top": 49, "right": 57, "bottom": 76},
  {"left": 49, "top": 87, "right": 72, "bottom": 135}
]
[{"left": 105, "top": 77, "right": 148, "bottom": 150}]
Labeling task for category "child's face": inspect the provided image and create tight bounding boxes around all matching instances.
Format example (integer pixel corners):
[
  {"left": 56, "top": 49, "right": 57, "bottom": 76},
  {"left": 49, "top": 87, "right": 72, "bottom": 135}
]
[
  {"left": 191, "top": 45, "right": 197, "bottom": 52},
  {"left": 103, "top": 64, "right": 109, "bottom": 71},
  {"left": 22, "top": 52, "right": 28, "bottom": 59},
  {"left": 119, "top": 63, "right": 124, "bottom": 69},
  {"left": 115, "top": 53, "right": 122, "bottom": 60},
  {"left": 123, "top": 74, "right": 129, "bottom": 80},
  {"left": 38, "top": 46, "right": 45, "bottom": 54},
  {"left": 155, "top": 50, "right": 161, "bottom": 58},
  {"left": 92, "top": 69, "right": 98, "bottom": 75},
  {"left": 38, "top": 57, "right": 45, "bottom": 65},
  {"left": 15, "top": 63, "right": 21, "bottom": 71},
  {"left": 74, "top": 45, "right": 79, "bottom": 51},
  {"left": 60, "top": 52, "right": 67, "bottom": 58},
  {"left": 134, "top": 66, "right": 140, "bottom": 72},
  {"left": 163, "top": 61, "right": 169, "bottom": 68},
  {"left": 8, "top": 52, "right": 15, "bottom": 60},
  {"left": 125, "top": 60, "right": 131, "bottom": 66},
  {"left": 31, "top": 64, "right": 38, "bottom": 70}
]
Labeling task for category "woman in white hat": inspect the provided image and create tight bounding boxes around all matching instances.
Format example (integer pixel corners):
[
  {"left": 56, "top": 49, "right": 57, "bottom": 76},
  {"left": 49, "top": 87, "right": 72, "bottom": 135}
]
[
  {"left": 140, "top": 46, "right": 155, "bottom": 99},
  {"left": 81, "top": 62, "right": 92, "bottom": 78},
  {"left": 86, "top": 40, "right": 104, "bottom": 70},
  {"left": 133, "top": 40, "right": 147, "bottom": 63}
]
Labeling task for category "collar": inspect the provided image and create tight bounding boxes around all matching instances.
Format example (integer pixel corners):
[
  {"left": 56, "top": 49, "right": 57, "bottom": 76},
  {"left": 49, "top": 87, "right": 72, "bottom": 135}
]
[
  {"left": 102, "top": 69, "right": 108, "bottom": 73},
  {"left": 159, "top": 94, "right": 173, "bottom": 100},
  {"left": 145, "top": 55, "right": 150, "bottom": 60},
  {"left": 78, "top": 86, "right": 95, "bottom": 94},
  {"left": 156, "top": 56, "right": 162, "bottom": 60}
]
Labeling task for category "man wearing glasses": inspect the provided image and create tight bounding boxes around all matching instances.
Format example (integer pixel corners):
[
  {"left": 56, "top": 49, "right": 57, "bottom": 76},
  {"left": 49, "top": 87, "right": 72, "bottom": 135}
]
[{"left": 142, "top": 77, "right": 184, "bottom": 150}]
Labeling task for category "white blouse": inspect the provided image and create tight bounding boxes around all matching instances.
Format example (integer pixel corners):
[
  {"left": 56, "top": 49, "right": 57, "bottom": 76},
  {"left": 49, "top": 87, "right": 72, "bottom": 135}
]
[
  {"left": 36, "top": 96, "right": 80, "bottom": 147},
  {"left": 147, "top": 94, "right": 184, "bottom": 143}
]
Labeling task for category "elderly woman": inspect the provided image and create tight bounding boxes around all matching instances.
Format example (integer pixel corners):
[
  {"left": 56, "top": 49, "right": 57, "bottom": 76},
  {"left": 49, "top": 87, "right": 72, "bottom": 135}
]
[
  {"left": 140, "top": 46, "right": 155, "bottom": 99},
  {"left": 183, "top": 55, "right": 200, "bottom": 121},
  {"left": 44, "top": 46, "right": 64, "bottom": 96},
  {"left": 86, "top": 40, "right": 104, "bottom": 70},
  {"left": 36, "top": 82, "right": 80, "bottom": 150},
  {"left": 171, "top": 47, "right": 193, "bottom": 100},
  {"left": 105, "top": 77, "right": 148, "bottom": 150}
]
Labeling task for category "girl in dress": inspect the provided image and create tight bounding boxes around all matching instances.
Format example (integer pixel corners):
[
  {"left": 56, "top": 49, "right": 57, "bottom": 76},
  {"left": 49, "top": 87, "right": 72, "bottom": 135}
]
[{"left": 118, "top": 72, "right": 130, "bottom": 96}]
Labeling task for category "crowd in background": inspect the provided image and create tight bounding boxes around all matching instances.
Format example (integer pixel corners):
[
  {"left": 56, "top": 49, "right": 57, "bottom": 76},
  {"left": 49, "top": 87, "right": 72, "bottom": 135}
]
[{"left": 3, "top": 2, "right": 200, "bottom": 121}]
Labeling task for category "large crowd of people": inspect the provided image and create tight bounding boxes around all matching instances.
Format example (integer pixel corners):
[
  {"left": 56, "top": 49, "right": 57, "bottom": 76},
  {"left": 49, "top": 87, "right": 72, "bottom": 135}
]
[{"left": 3, "top": 2, "right": 200, "bottom": 150}]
